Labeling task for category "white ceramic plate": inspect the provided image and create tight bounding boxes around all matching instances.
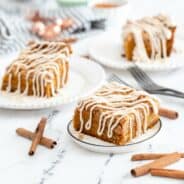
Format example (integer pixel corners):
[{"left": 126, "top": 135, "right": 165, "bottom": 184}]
[
  {"left": 89, "top": 31, "right": 184, "bottom": 71},
  {"left": 0, "top": 56, "right": 105, "bottom": 109},
  {"left": 67, "top": 120, "right": 162, "bottom": 154}
]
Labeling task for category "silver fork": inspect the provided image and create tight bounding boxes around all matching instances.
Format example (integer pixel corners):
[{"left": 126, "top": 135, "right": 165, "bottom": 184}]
[
  {"left": 107, "top": 74, "right": 132, "bottom": 87},
  {"left": 128, "top": 65, "right": 184, "bottom": 98}
]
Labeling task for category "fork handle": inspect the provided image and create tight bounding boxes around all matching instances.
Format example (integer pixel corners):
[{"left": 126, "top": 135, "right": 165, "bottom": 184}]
[
  {"left": 154, "top": 88, "right": 184, "bottom": 96},
  {"left": 148, "top": 90, "right": 184, "bottom": 99}
]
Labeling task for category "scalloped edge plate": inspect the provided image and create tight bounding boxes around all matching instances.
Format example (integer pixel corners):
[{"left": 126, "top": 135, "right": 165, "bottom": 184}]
[{"left": 0, "top": 56, "right": 105, "bottom": 110}]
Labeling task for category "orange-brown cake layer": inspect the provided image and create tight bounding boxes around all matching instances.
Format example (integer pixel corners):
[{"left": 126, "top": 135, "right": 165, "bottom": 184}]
[{"left": 73, "top": 82, "right": 160, "bottom": 145}]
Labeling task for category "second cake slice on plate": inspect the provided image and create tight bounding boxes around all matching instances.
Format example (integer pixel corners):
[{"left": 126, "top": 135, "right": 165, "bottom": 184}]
[{"left": 1, "top": 41, "right": 72, "bottom": 98}]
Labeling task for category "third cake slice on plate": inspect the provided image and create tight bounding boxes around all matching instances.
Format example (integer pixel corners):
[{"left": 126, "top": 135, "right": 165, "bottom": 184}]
[
  {"left": 122, "top": 14, "right": 176, "bottom": 62},
  {"left": 73, "top": 82, "right": 160, "bottom": 145}
]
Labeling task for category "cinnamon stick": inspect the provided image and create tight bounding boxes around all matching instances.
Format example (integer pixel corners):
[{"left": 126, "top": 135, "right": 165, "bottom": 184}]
[
  {"left": 151, "top": 168, "right": 184, "bottom": 179},
  {"left": 131, "top": 153, "right": 184, "bottom": 161},
  {"left": 159, "top": 107, "right": 178, "bottom": 119},
  {"left": 131, "top": 152, "right": 181, "bottom": 177},
  {"left": 16, "top": 128, "right": 56, "bottom": 149},
  {"left": 28, "top": 117, "right": 47, "bottom": 156}
]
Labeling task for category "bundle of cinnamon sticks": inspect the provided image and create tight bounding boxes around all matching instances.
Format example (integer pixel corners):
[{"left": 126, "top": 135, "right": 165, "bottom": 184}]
[
  {"left": 131, "top": 152, "right": 184, "bottom": 179},
  {"left": 130, "top": 107, "right": 178, "bottom": 178},
  {"left": 16, "top": 117, "right": 57, "bottom": 156}
]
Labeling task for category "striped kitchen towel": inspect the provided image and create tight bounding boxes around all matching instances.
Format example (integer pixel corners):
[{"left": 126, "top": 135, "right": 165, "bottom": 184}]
[{"left": 0, "top": 6, "right": 105, "bottom": 54}]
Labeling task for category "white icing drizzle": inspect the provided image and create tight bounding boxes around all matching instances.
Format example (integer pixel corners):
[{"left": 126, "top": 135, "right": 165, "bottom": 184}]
[
  {"left": 123, "top": 14, "right": 175, "bottom": 61},
  {"left": 21, "top": 41, "right": 72, "bottom": 57},
  {"left": 3, "top": 41, "right": 71, "bottom": 97},
  {"left": 77, "top": 82, "right": 159, "bottom": 140}
]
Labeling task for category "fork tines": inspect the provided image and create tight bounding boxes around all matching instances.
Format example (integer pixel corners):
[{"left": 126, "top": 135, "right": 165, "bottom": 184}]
[
  {"left": 128, "top": 65, "right": 184, "bottom": 98},
  {"left": 128, "top": 65, "right": 158, "bottom": 91},
  {"left": 108, "top": 74, "right": 132, "bottom": 87}
]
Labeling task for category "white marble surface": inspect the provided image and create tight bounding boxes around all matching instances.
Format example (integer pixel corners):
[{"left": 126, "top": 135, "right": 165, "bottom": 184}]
[{"left": 1, "top": 0, "right": 184, "bottom": 183}]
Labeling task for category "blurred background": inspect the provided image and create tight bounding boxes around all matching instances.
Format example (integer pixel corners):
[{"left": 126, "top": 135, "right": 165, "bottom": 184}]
[{"left": 0, "top": 0, "right": 182, "bottom": 54}]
